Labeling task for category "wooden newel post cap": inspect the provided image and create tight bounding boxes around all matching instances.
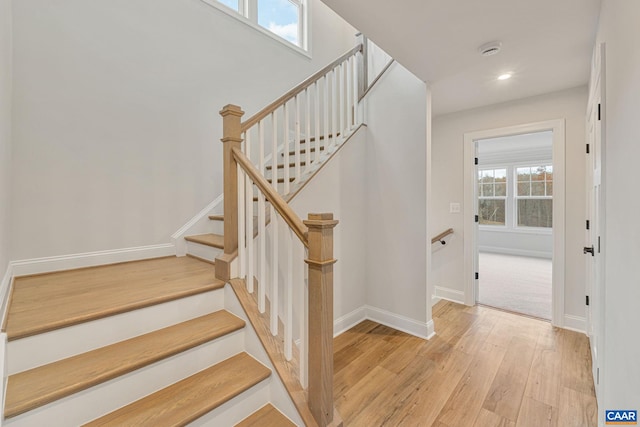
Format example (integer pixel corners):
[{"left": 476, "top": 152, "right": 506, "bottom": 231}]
[
  {"left": 219, "top": 105, "right": 244, "bottom": 143},
  {"left": 303, "top": 213, "right": 339, "bottom": 229}
]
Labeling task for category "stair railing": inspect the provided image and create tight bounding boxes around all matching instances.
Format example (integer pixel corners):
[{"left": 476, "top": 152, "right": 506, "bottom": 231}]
[{"left": 215, "top": 41, "right": 369, "bottom": 427}]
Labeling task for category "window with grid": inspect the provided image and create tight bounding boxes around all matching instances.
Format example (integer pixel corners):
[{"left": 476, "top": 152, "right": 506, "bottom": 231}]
[
  {"left": 213, "top": 0, "right": 305, "bottom": 49},
  {"left": 516, "top": 165, "right": 553, "bottom": 228},
  {"left": 478, "top": 168, "right": 507, "bottom": 226}
]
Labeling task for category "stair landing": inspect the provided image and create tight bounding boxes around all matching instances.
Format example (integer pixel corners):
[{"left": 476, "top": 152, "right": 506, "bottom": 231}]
[{"left": 4, "top": 256, "right": 223, "bottom": 340}]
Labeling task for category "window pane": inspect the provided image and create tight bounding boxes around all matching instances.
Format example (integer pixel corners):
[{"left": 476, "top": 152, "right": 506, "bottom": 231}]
[
  {"left": 546, "top": 182, "right": 553, "bottom": 196},
  {"left": 482, "top": 184, "right": 494, "bottom": 197},
  {"left": 495, "top": 183, "right": 506, "bottom": 197},
  {"left": 531, "top": 182, "right": 545, "bottom": 196},
  {"left": 217, "top": 0, "right": 239, "bottom": 11},
  {"left": 258, "top": 0, "right": 300, "bottom": 46},
  {"left": 494, "top": 169, "right": 507, "bottom": 182},
  {"left": 517, "top": 167, "right": 531, "bottom": 181},
  {"left": 479, "top": 199, "right": 506, "bottom": 226},
  {"left": 532, "top": 166, "right": 546, "bottom": 181},
  {"left": 518, "top": 199, "right": 553, "bottom": 228},
  {"left": 518, "top": 182, "right": 530, "bottom": 196}
]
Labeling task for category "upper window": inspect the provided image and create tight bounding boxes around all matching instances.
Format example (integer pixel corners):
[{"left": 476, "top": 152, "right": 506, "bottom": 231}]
[{"left": 211, "top": 0, "right": 306, "bottom": 50}]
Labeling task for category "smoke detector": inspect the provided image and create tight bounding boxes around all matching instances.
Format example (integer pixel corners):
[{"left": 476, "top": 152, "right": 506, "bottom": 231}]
[{"left": 478, "top": 41, "right": 502, "bottom": 57}]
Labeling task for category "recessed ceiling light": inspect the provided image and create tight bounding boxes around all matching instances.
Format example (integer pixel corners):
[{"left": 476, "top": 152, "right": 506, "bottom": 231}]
[{"left": 498, "top": 73, "right": 512, "bottom": 80}]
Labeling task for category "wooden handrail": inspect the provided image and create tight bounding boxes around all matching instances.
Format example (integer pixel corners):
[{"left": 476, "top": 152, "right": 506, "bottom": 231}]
[
  {"left": 241, "top": 44, "right": 363, "bottom": 132},
  {"left": 232, "top": 147, "right": 309, "bottom": 246},
  {"left": 359, "top": 58, "right": 395, "bottom": 102},
  {"left": 431, "top": 228, "right": 454, "bottom": 245}
]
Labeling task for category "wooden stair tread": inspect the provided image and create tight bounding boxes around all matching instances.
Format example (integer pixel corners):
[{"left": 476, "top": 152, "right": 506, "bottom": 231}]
[
  {"left": 286, "top": 146, "right": 325, "bottom": 156},
  {"left": 5, "top": 311, "right": 245, "bottom": 419},
  {"left": 267, "top": 177, "right": 296, "bottom": 184},
  {"left": 265, "top": 161, "right": 307, "bottom": 171},
  {"left": 235, "top": 404, "right": 296, "bottom": 427},
  {"left": 5, "top": 256, "right": 222, "bottom": 340},
  {"left": 184, "top": 233, "right": 224, "bottom": 249},
  {"left": 83, "top": 352, "right": 271, "bottom": 427},
  {"left": 208, "top": 214, "right": 224, "bottom": 221}
]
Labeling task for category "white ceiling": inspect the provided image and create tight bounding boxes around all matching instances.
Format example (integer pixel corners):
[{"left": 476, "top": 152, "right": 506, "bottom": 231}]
[{"left": 321, "top": 0, "right": 602, "bottom": 116}]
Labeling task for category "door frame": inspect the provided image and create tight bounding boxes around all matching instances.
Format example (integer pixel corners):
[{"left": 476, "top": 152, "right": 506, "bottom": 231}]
[{"left": 463, "top": 119, "right": 566, "bottom": 327}]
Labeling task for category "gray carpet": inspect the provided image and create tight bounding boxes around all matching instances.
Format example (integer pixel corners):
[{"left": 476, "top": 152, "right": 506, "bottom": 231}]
[{"left": 478, "top": 252, "right": 552, "bottom": 320}]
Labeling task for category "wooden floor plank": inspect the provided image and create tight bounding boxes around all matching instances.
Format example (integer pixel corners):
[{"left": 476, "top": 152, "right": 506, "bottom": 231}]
[
  {"left": 334, "top": 301, "right": 598, "bottom": 427},
  {"left": 235, "top": 404, "right": 296, "bottom": 427},
  {"left": 5, "top": 256, "right": 222, "bottom": 340},
  {"left": 83, "top": 352, "right": 270, "bottom": 427},
  {"left": 5, "top": 311, "right": 244, "bottom": 418}
]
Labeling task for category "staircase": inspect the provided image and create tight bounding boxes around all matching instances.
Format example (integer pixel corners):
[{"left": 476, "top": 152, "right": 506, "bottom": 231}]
[
  {"left": 182, "top": 134, "right": 335, "bottom": 264},
  {"left": 2, "top": 256, "right": 299, "bottom": 426}
]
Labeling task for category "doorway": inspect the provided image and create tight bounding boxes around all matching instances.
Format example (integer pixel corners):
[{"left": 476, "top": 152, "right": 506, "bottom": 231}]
[
  {"left": 463, "top": 120, "right": 565, "bottom": 327},
  {"left": 475, "top": 131, "right": 553, "bottom": 319}
]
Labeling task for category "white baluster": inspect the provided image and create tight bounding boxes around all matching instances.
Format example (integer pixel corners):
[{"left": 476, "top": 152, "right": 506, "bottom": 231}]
[
  {"left": 346, "top": 57, "right": 352, "bottom": 131},
  {"left": 339, "top": 62, "right": 345, "bottom": 139},
  {"left": 270, "top": 213, "right": 279, "bottom": 335},
  {"left": 336, "top": 67, "right": 340, "bottom": 150},
  {"left": 323, "top": 75, "right": 329, "bottom": 161},
  {"left": 294, "top": 95, "right": 301, "bottom": 181},
  {"left": 258, "top": 120, "right": 266, "bottom": 313},
  {"left": 237, "top": 161, "right": 245, "bottom": 280},
  {"left": 245, "top": 130, "right": 254, "bottom": 293},
  {"left": 305, "top": 88, "right": 311, "bottom": 172},
  {"left": 283, "top": 103, "right": 290, "bottom": 194},
  {"left": 285, "top": 227, "right": 293, "bottom": 360},
  {"left": 272, "top": 111, "right": 278, "bottom": 189},
  {"left": 314, "top": 82, "right": 321, "bottom": 165}
]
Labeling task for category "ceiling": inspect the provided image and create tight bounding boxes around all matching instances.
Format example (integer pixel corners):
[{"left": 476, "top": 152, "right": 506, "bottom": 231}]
[{"left": 321, "top": 0, "right": 602, "bottom": 116}]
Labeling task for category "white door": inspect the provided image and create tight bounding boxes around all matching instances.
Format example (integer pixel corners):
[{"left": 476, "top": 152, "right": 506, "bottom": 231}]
[{"left": 585, "top": 42, "right": 605, "bottom": 399}]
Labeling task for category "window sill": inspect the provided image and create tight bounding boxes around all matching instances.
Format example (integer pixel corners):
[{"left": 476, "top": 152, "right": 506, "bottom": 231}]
[
  {"left": 199, "top": 0, "right": 312, "bottom": 59},
  {"left": 479, "top": 226, "right": 552, "bottom": 236}
]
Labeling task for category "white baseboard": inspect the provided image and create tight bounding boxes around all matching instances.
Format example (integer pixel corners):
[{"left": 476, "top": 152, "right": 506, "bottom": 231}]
[
  {"left": 10, "top": 243, "right": 176, "bottom": 277},
  {"left": 563, "top": 314, "right": 586, "bottom": 334},
  {"left": 172, "top": 195, "right": 224, "bottom": 256},
  {"left": 0, "top": 264, "right": 13, "bottom": 327},
  {"left": 433, "top": 286, "right": 465, "bottom": 305},
  {"left": 364, "top": 305, "right": 431, "bottom": 340},
  {"left": 333, "top": 305, "right": 432, "bottom": 340},
  {"left": 333, "top": 307, "right": 367, "bottom": 337},
  {"left": 479, "top": 246, "right": 552, "bottom": 259}
]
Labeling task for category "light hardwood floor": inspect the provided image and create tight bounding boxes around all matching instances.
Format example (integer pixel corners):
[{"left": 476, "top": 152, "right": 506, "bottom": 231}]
[{"left": 334, "top": 301, "right": 597, "bottom": 427}]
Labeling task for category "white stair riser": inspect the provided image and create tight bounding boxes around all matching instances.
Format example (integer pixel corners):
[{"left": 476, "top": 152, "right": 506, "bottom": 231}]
[
  {"left": 8, "top": 289, "right": 224, "bottom": 374},
  {"left": 188, "top": 378, "right": 272, "bottom": 427},
  {"left": 5, "top": 331, "right": 245, "bottom": 427},
  {"left": 186, "top": 240, "right": 223, "bottom": 262}
]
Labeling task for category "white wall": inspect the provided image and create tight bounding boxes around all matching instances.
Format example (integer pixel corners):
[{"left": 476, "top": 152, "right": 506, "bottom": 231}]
[
  {"left": 595, "top": 0, "right": 640, "bottom": 416},
  {"left": 479, "top": 229, "right": 552, "bottom": 259},
  {"left": 432, "top": 86, "right": 588, "bottom": 320},
  {"left": 290, "top": 130, "right": 367, "bottom": 323},
  {"left": 9, "top": 0, "right": 355, "bottom": 261},
  {"left": 0, "top": 0, "right": 12, "bottom": 274},
  {"left": 364, "top": 62, "right": 429, "bottom": 333}
]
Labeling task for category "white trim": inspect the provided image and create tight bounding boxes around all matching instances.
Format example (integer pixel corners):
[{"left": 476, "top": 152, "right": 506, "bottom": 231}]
[
  {"left": 563, "top": 314, "right": 587, "bottom": 334},
  {"left": 198, "top": 0, "right": 311, "bottom": 59},
  {"left": 333, "top": 307, "right": 366, "bottom": 337},
  {"left": 332, "top": 305, "right": 433, "bottom": 340},
  {"left": 10, "top": 244, "right": 176, "bottom": 277},
  {"left": 479, "top": 246, "right": 552, "bottom": 260},
  {"left": 464, "top": 119, "right": 566, "bottom": 327},
  {"left": 433, "top": 286, "right": 465, "bottom": 304},
  {"left": 172, "top": 194, "right": 224, "bottom": 256},
  {"left": 364, "top": 305, "right": 431, "bottom": 340},
  {"left": 425, "top": 85, "right": 435, "bottom": 339},
  {"left": 0, "top": 264, "right": 13, "bottom": 328}
]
